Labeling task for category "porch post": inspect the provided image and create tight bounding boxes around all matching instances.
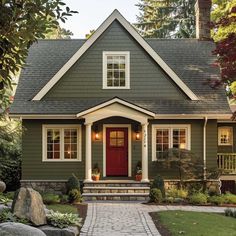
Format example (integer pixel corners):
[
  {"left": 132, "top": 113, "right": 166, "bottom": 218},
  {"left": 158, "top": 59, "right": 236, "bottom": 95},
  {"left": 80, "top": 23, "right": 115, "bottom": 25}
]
[
  {"left": 141, "top": 122, "right": 149, "bottom": 182},
  {"left": 85, "top": 123, "right": 92, "bottom": 182}
]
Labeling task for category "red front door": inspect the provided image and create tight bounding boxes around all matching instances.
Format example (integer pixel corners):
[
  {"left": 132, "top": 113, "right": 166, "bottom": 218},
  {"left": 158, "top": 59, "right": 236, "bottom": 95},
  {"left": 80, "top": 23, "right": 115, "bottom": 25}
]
[{"left": 106, "top": 128, "right": 128, "bottom": 176}]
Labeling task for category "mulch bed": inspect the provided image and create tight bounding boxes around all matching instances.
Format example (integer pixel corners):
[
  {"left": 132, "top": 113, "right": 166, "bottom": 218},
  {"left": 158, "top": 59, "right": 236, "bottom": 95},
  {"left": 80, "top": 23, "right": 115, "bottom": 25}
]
[{"left": 149, "top": 212, "right": 171, "bottom": 236}]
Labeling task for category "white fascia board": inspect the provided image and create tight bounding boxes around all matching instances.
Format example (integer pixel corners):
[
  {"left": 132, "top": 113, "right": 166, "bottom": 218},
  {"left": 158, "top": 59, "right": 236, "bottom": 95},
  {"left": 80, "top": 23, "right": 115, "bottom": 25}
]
[
  {"left": 76, "top": 98, "right": 155, "bottom": 118},
  {"left": 155, "top": 114, "right": 232, "bottom": 119},
  {"left": 32, "top": 10, "right": 198, "bottom": 101},
  {"left": 9, "top": 114, "right": 76, "bottom": 119}
]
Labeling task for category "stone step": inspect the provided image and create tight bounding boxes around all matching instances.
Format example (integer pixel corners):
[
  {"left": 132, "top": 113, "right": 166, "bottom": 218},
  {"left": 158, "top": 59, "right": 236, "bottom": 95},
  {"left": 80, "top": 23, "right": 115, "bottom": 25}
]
[
  {"left": 83, "top": 186, "right": 150, "bottom": 194},
  {"left": 82, "top": 192, "right": 149, "bottom": 201}
]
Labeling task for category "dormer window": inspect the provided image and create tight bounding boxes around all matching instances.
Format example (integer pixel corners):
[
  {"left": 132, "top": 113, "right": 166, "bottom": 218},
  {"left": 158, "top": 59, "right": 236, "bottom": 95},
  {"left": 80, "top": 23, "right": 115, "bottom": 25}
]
[{"left": 103, "top": 51, "right": 130, "bottom": 89}]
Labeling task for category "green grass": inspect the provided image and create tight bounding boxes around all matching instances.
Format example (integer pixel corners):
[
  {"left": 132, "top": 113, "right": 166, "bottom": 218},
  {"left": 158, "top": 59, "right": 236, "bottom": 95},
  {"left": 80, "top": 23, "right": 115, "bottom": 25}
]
[
  {"left": 151, "top": 211, "right": 236, "bottom": 236},
  {"left": 46, "top": 204, "right": 78, "bottom": 214}
]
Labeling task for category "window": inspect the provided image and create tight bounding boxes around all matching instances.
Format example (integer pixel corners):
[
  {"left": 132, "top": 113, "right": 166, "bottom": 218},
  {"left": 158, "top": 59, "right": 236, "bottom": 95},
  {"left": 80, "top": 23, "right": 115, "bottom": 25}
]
[
  {"left": 218, "top": 127, "right": 233, "bottom": 146},
  {"left": 152, "top": 125, "right": 191, "bottom": 161},
  {"left": 43, "top": 125, "right": 81, "bottom": 161},
  {"left": 109, "top": 131, "right": 125, "bottom": 147},
  {"left": 103, "top": 51, "right": 130, "bottom": 89}
]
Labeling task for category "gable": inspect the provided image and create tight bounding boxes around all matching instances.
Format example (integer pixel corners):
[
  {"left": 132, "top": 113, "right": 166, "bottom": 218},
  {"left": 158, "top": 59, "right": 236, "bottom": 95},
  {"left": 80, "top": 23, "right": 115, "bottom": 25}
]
[
  {"left": 43, "top": 20, "right": 188, "bottom": 100},
  {"left": 32, "top": 10, "right": 198, "bottom": 101}
]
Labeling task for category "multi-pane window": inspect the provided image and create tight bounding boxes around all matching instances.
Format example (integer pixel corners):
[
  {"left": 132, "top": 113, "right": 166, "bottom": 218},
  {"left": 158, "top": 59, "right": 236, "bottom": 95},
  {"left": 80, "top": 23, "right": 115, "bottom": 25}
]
[
  {"left": 152, "top": 125, "right": 190, "bottom": 161},
  {"left": 109, "top": 131, "right": 125, "bottom": 147},
  {"left": 43, "top": 125, "right": 81, "bottom": 161},
  {"left": 218, "top": 127, "right": 233, "bottom": 146},
  {"left": 103, "top": 52, "right": 130, "bottom": 89}
]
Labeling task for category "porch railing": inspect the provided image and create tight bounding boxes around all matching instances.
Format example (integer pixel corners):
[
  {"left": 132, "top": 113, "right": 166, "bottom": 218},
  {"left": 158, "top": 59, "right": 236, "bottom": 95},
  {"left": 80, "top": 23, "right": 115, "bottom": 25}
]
[{"left": 217, "top": 153, "right": 236, "bottom": 174}]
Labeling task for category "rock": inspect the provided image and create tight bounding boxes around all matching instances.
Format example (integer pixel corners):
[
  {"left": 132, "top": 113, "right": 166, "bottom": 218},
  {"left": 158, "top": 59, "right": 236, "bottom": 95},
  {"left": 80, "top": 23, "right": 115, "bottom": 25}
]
[
  {"left": 0, "top": 181, "right": 6, "bottom": 193},
  {"left": 39, "top": 225, "right": 79, "bottom": 236},
  {"left": 0, "top": 222, "right": 46, "bottom": 236},
  {"left": 0, "top": 205, "right": 10, "bottom": 214},
  {"left": 12, "top": 187, "right": 47, "bottom": 226}
]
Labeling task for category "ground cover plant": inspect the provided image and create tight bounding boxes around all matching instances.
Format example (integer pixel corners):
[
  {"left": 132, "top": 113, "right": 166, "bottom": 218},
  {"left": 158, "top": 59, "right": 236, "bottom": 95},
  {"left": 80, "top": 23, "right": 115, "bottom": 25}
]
[{"left": 150, "top": 211, "right": 236, "bottom": 236}]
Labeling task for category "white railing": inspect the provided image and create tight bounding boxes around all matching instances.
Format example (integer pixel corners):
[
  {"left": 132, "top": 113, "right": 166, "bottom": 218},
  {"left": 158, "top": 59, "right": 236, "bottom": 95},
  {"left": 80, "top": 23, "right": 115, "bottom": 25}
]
[{"left": 217, "top": 153, "right": 236, "bottom": 174}]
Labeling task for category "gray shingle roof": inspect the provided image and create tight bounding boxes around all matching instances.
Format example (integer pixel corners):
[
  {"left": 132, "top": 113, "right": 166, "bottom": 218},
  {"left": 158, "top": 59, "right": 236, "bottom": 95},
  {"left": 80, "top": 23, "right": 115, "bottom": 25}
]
[{"left": 10, "top": 39, "right": 231, "bottom": 115}]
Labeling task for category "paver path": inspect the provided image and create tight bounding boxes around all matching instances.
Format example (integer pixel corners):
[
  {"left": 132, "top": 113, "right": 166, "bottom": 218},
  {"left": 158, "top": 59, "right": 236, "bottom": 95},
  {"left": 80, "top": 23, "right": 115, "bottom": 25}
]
[{"left": 80, "top": 202, "right": 234, "bottom": 236}]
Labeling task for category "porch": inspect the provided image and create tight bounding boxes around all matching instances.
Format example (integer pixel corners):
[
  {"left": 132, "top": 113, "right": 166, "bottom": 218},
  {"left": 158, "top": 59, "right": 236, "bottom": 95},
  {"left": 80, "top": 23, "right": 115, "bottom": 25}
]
[{"left": 217, "top": 153, "right": 236, "bottom": 174}]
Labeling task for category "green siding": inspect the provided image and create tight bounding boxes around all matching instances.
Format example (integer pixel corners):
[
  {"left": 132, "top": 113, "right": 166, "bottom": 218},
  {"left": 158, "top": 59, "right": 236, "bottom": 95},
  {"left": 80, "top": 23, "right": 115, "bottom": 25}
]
[
  {"left": 217, "top": 123, "right": 236, "bottom": 153},
  {"left": 22, "top": 118, "right": 218, "bottom": 180},
  {"left": 44, "top": 20, "right": 186, "bottom": 100}
]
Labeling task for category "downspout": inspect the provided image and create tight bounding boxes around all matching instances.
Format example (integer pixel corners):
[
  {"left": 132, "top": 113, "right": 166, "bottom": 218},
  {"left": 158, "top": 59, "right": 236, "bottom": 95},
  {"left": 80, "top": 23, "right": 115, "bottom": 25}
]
[{"left": 203, "top": 116, "right": 208, "bottom": 181}]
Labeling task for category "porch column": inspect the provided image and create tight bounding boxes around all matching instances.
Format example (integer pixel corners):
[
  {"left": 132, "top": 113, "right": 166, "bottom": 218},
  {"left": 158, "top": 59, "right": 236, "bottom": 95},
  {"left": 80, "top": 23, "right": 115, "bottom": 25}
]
[
  {"left": 141, "top": 122, "right": 149, "bottom": 182},
  {"left": 85, "top": 123, "right": 92, "bottom": 182}
]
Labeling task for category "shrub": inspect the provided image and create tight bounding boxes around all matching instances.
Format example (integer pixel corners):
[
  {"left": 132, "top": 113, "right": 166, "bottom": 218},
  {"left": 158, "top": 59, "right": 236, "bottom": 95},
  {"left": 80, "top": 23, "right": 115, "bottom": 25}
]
[
  {"left": 186, "top": 182, "right": 203, "bottom": 195},
  {"left": 151, "top": 175, "right": 165, "bottom": 197},
  {"left": 166, "top": 188, "right": 188, "bottom": 199},
  {"left": 46, "top": 210, "right": 82, "bottom": 229},
  {"left": 68, "top": 189, "right": 82, "bottom": 203},
  {"left": 208, "top": 185, "right": 219, "bottom": 196},
  {"left": 66, "top": 174, "right": 80, "bottom": 193},
  {"left": 189, "top": 192, "right": 208, "bottom": 205},
  {"left": 149, "top": 188, "right": 163, "bottom": 203},
  {"left": 208, "top": 195, "right": 224, "bottom": 205},
  {"left": 222, "top": 193, "right": 236, "bottom": 204},
  {"left": 225, "top": 208, "right": 236, "bottom": 218},
  {"left": 4, "top": 191, "right": 15, "bottom": 200},
  {"left": 42, "top": 193, "right": 60, "bottom": 205},
  {"left": 60, "top": 194, "right": 69, "bottom": 204}
]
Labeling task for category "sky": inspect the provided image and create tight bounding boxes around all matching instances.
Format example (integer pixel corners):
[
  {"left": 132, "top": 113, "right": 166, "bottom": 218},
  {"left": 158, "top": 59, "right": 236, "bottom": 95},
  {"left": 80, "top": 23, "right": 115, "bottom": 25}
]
[{"left": 61, "top": 0, "right": 140, "bottom": 38}]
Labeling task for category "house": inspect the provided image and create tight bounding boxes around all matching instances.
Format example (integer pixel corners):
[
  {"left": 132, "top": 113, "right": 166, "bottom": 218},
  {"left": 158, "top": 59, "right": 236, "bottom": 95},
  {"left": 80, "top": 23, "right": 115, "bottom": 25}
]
[{"left": 10, "top": 0, "right": 236, "bottom": 199}]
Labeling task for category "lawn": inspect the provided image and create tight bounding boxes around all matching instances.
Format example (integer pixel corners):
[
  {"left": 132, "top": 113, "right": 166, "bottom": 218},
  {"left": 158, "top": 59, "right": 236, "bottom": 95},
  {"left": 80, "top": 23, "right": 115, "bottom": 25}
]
[
  {"left": 46, "top": 204, "right": 78, "bottom": 214},
  {"left": 150, "top": 211, "right": 236, "bottom": 236}
]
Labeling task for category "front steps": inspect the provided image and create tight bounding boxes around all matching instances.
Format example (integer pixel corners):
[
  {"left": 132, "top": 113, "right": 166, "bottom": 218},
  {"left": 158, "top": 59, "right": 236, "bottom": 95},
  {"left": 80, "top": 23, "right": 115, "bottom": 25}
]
[{"left": 82, "top": 180, "right": 150, "bottom": 201}]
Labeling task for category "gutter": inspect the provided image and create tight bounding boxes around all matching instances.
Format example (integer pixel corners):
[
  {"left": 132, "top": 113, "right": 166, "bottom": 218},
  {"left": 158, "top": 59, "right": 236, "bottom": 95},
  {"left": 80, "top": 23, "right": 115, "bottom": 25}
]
[{"left": 203, "top": 116, "right": 208, "bottom": 180}]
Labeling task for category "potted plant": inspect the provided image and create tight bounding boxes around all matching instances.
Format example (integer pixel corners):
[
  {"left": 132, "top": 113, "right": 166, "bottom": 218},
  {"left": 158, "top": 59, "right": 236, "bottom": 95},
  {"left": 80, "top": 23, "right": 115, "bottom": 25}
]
[
  {"left": 92, "top": 163, "right": 100, "bottom": 181},
  {"left": 135, "top": 161, "right": 142, "bottom": 181}
]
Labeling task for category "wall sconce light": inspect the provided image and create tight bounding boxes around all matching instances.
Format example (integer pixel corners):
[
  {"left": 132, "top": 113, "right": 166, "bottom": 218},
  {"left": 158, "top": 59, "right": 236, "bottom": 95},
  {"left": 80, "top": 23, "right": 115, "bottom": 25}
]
[
  {"left": 94, "top": 125, "right": 99, "bottom": 141},
  {"left": 135, "top": 124, "right": 141, "bottom": 141}
]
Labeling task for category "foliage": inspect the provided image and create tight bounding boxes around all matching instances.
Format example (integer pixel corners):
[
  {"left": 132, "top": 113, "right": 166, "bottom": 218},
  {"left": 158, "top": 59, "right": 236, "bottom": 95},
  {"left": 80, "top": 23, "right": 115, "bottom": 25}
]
[
  {"left": 3, "top": 191, "right": 15, "bottom": 200},
  {"left": 92, "top": 163, "right": 100, "bottom": 176},
  {"left": 68, "top": 189, "right": 82, "bottom": 204},
  {"left": 0, "top": 0, "right": 77, "bottom": 108},
  {"left": 85, "top": 29, "right": 95, "bottom": 39},
  {"left": 222, "top": 192, "right": 236, "bottom": 204},
  {"left": 42, "top": 193, "right": 60, "bottom": 205},
  {"left": 208, "top": 195, "right": 224, "bottom": 205},
  {"left": 46, "top": 210, "right": 82, "bottom": 229},
  {"left": 45, "top": 26, "right": 73, "bottom": 39},
  {"left": 185, "top": 182, "right": 203, "bottom": 195},
  {"left": 149, "top": 188, "right": 163, "bottom": 203},
  {"left": 210, "top": 0, "right": 236, "bottom": 95},
  {"left": 225, "top": 208, "right": 236, "bottom": 218},
  {"left": 151, "top": 175, "right": 165, "bottom": 197},
  {"left": 60, "top": 194, "right": 69, "bottom": 204},
  {"left": 46, "top": 204, "right": 78, "bottom": 214},
  {"left": 66, "top": 174, "right": 80, "bottom": 193},
  {"left": 189, "top": 192, "right": 208, "bottom": 205},
  {"left": 0, "top": 194, "right": 11, "bottom": 206},
  {"left": 135, "top": 0, "right": 196, "bottom": 38},
  {"left": 155, "top": 148, "right": 203, "bottom": 188},
  {"left": 166, "top": 188, "right": 188, "bottom": 199},
  {"left": 135, "top": 161, "right": 142, "bottom": 175},
  {"left": 0, "top": 208, "right": 29, "bottom": 224},
  {"left": 151, "top": 211, "right": 236, "bottom": 236},
  {"left": 207, "top": 184, "right": 220, "bottom": 196},
  {"left": 0, "top": 116, "right": 22, "bottom": 191}
]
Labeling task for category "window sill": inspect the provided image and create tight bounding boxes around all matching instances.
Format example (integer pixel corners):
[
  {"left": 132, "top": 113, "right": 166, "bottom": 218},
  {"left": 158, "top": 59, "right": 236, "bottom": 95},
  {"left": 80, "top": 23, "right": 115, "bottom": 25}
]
[
  {"left": 102, "top": 86, "right": 130, "bottom": 90},
  {"left": 42, "top": 159, "right": 81, "bottom": 162}
]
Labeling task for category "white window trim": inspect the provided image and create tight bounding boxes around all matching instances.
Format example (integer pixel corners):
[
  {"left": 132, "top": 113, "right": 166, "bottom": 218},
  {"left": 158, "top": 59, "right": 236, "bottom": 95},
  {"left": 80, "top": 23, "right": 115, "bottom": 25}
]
[
  {"left": 218, "top": 126, "right": 233, "bottom": 146},
  {"left": 102, "top": 51, "right": 130, "bottom": 89},
  {"left": 42, "top": 124, "right": 82, "bottom": 162},
  {"left": 152, "top": 124, "right": 191, "bottom": 161}
]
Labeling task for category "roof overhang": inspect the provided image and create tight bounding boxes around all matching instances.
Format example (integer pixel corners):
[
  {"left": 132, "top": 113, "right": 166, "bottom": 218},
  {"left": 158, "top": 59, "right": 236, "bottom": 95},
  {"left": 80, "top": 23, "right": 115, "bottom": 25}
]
[{"left": 32, "top": 10, "right": 198, "bottom": 101}]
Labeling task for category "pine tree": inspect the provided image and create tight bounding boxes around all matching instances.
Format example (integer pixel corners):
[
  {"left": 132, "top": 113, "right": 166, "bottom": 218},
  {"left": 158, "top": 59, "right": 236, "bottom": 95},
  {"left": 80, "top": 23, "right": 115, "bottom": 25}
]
[{"left": 135, "top": 0, "right": 196, "bottom": 38}]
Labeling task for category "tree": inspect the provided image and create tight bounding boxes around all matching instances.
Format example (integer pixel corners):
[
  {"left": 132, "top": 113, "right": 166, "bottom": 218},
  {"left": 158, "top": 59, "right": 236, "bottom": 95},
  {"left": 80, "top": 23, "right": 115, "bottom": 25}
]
[
  {"left": 85, "top": 29, "right": 95, "bottom": 39},
  {"left": 210, "top": 0, "right": 236, "bottom": 95},
  {"left": 0, "top": 0, "right": 78, "bottom": 109},
  {"left": 135, "top": 0, "right": 196, "bottom": 38},
  {"left": 45, "top": 26, "right": 73, "bottom": 39}
]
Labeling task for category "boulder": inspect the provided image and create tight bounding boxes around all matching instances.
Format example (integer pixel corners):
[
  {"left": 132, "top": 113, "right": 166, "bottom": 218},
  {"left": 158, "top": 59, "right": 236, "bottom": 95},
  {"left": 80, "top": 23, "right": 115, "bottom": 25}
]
[
  {"left": 12, "top": 187, "right": 47, "bottom": 226},
  {"left": 0, "top": 181, "right": 6, "bottom": 193},
  {"left": 0, "top": 222, "right": 46, "bottom": 236},
  {"left": 39, "top": 225, "right": 79, "bottom": 236}
]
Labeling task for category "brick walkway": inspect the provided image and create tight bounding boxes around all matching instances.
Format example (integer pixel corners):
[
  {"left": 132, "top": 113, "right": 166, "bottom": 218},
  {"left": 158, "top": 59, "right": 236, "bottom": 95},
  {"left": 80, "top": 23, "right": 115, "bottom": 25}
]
[{"left": 80, "top": 203, "right": 234, "bottom": 236}]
